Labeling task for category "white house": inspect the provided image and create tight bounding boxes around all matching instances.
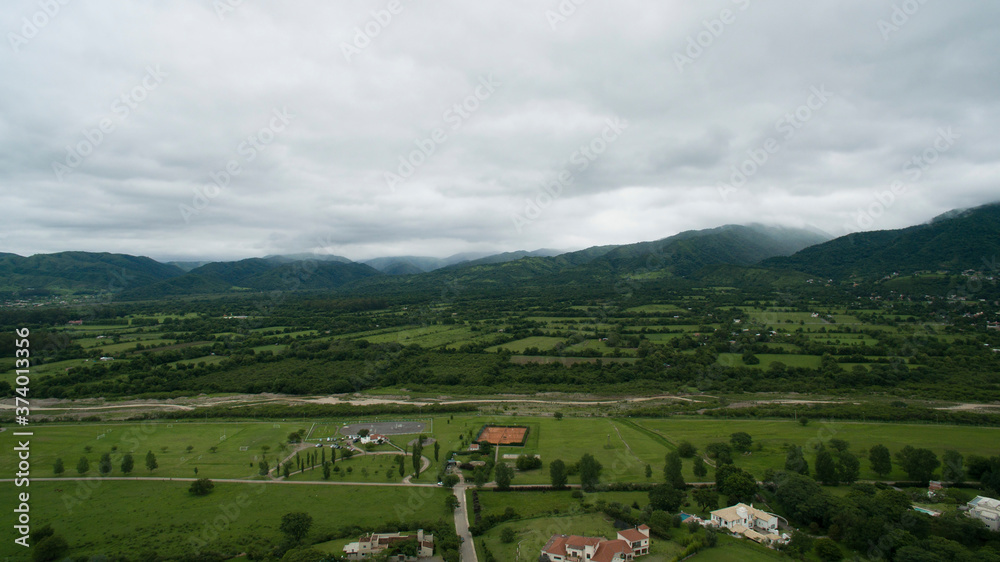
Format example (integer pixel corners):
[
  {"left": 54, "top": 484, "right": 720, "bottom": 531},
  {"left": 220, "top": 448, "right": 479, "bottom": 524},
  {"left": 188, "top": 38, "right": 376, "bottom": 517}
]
[
  {"left": 710, "top": 503, "right": 788, "bottom": 546},
  {"left": 541, "top": 526, "right": 650, "bottom": 562},
  {"left": 968, "top": 496, "right": 1000, "bottom": 531},
  {"left": 343, "top": 529, "right": 433, "bottom": 560}
]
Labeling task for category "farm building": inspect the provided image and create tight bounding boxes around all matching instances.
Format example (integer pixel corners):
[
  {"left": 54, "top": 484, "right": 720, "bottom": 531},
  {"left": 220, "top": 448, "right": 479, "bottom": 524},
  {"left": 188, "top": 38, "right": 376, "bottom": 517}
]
[
  {"left": 342, "top": 529, "right": 433, "bottom": 560},
  {"left": 541, "top": 525, "right": 650, "bottom": 561}
]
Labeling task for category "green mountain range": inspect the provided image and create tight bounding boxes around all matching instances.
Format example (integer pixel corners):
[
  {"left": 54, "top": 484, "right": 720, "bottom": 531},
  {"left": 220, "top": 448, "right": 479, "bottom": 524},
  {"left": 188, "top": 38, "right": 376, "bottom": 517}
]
[
  {"left": 4, "top": 203, "right": 999, "bottom": 298},
  {"left": 763, "top": 202, "right": 1000, "bottom": 279}
]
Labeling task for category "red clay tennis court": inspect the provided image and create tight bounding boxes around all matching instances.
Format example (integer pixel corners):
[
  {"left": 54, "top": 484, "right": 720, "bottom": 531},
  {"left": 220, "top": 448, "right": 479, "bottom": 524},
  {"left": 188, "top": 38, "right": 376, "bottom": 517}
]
[{"left": 476, "top": 425, "right": 529, "bottom": 445}]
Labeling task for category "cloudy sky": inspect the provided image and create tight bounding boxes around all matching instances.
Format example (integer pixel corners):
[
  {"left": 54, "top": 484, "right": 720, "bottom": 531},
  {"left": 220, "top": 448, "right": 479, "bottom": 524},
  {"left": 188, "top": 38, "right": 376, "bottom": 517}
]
[{"left": 1, "top": 1, "right": 997, "bottom": 262}]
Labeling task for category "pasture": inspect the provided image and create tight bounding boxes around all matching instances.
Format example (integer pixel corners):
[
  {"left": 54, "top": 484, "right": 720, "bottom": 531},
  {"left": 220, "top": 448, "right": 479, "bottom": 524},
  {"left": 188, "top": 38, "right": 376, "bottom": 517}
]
[{"left": 0, "top": 481, "right": 452, "bottom": 559}]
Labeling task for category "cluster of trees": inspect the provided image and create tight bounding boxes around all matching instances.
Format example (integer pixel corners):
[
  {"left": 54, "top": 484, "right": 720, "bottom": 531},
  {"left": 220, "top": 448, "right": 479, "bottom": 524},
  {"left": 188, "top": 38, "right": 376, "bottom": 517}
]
[
  {"left": 9, "top": 275, "right": 1000, "bottom": 404},
  {"left": 769, "top": 472, "right": 1000, "bottom": 561},
  {"left": 54, "top": 450, "right": 156, "bottom": 476}
]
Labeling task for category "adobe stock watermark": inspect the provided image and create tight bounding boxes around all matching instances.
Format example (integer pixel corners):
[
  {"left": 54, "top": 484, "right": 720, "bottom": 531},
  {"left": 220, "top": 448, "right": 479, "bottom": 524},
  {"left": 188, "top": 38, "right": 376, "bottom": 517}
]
[
  {"left": 843, "top": 126, "right": 958, "bottom": 234},
  {"left": 878, "top": 0, "right": 931, "bottom": 42},
  {"left": 51, "top": 65, "right": 167, "bottom": 182},
  {"left": 179, "top": 107, "right": 294, "bottom": 223},
  {"left": 7, "top": 0, "right": 72, "bottom": 53},
  {"left": 212, "top": 0, "right": 245, "bottom": 21},
  {"left": 673, "top": 0, "right": 751, "bottom": 72},
  {"left": 511, "top": 116, "right": 628, "bottom": 233},
  {"left": 718, "top": 84, "right": 832, "bottom": 201},
  {"left": 383, "top": 74, "right": 500, "bottom": 192},
  {"left": 340, "top": 0, "right": 412, "bottom": 63},
  {"left": 545, "top": 0, "right": 589, "bottom": 31}
]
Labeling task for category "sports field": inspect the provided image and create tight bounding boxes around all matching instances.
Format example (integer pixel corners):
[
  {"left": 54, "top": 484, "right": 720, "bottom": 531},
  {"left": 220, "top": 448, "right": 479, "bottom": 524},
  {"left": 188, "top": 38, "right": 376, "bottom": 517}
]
[{"left": 477, "top": 425, "right": 529, "bottom": 445}]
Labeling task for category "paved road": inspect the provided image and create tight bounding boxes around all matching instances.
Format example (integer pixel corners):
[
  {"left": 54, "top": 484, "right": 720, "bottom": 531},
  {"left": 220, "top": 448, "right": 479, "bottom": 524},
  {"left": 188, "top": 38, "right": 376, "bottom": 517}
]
[
  {"left": 453, "top": 473, "right": 478, "bottom": 562},
  {"left": 0, "top": 476, "right": 436, "bottom": 487}
]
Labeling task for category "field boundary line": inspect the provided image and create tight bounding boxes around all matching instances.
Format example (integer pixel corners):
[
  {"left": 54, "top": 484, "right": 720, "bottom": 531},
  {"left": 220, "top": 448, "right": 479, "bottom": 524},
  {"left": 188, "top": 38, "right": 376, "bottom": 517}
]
[
  {"left": 615, "top": 418, "right": 676, "bottom": 450},
  {"left": 608, "top": 421, "right": 643, "bottom": 464}
]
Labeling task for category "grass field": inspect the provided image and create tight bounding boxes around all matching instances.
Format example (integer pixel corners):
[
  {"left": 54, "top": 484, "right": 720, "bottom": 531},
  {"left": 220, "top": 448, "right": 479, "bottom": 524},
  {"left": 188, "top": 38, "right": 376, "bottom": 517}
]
[
  {"left": 0, "top": 481, "right": 453, "bottom": 559},
  {"left": 688, "top": 537, "right": 786, "bottom": 561},
  {"left": 485, "top": 336, "right": 565, "bottom": 353},
  {"left": 0, "top": 422, "right": 296, "bottom": 480},
  {"left": 717, "top": 353, "right": 823, "bottom": 368},
  {"left": 632, "top": 417, "right": 1000, "bottom": 482}
]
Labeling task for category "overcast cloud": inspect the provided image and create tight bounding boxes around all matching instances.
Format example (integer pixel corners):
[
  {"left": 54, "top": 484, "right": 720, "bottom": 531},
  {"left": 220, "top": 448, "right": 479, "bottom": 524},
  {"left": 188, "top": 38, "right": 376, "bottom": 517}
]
[{"left": 1, "top": 1, "right": 997, "bottom": 261}]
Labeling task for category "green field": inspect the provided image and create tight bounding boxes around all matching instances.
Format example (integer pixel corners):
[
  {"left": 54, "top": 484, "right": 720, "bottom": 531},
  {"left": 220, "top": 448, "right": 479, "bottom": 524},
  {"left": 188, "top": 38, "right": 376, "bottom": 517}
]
[
  {"left": 717, "top": 353, "right": 823, "bottom": 369},
  {"left": 0, "top": 422, "right": 295, "bottom": 480},
  {"left": 485, "top": 336, "right": 565, "bottom": 353},
  {"left": 0, "top": 481, "right": 453, "bottom": 559},
  {"left": 631, "top": 417, "right": 1000, "bottom": 482}
]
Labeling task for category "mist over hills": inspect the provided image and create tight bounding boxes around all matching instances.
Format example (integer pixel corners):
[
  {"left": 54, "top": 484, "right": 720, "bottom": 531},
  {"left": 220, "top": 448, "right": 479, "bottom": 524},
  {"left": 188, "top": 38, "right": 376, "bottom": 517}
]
[
  {"left": 763, "top": 202, "right": 1000, "bottom": 278},
  {"left": 3, "top": 204, "right": 998, "bottom": 299}
]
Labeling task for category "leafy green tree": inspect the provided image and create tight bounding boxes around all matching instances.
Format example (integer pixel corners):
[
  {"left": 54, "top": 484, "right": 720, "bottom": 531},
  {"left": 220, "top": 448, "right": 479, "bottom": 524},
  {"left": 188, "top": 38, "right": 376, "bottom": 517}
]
[
  {"left": 869, "top": 444, "right": 892, "bottom": 478},
  {"left": 942, "top": 450, "right": 964, "bottom": 484},
  {"left": 279, "top": 512, "right": 313, "bottom": 543},
  {"left": 815, "top": 448, "right": 838, "bottom": 485},
  {"left": 716, "top": 465, "right": 757, "bottom": 503},
  {"left": 30, "top": 524, "right": 54, "bottom": 543},
  {"left": 785, "top": 445, "right": 809, "bottom": 475},
  {"left": 412, "top": 435, "right": 424, "bottom": 475},
  {"left": 500, "top": 527, "right": 516, "bottom": 544},
  {"left": 895, "top": 446, "right": 940, "bottom": 483},
  {"left": 835, "top": 450, "right": 860, "bottom": 484},
  {"left": 785, "top": 530, "right": 814, "bottom": 558},
  {"left": 434, "top": 441, "right": 440, "bottom": 461},
  {"left": 677, "top": 441, "right": 697, "bottom": 458},
  {"left": 730, "top": 432, "right": 752, "bottom": 452},
  {"left": 445, "top": 494, "right": 459, "bottom": 510},
  {"left": 828, "top": 439, "right": 849, "bottom": 453},
  {"left": 258, "top": 460, "right": 269, "bottom": 476},
  {"left": 645, "top": 464, "right": 652, "bottom": 478},
  {"left": 53, "top": 458, "right": 64, "bottom": 475},
  {"left": 76, "top": 456, "right": 89, "bottom": 475},
  {"left": 692, "top": 456, "right": 708, "bottom": 478},
  {"left": 323, "top": 462, "right": 331, "bottom": 480},
  {"left": 664, "top": 451, "right": 685, "bottom": 489},
  {"left": 649, "top": 484, "right": 683, "bottom": 512},
  {"left": 145, "top": 450, "right": 158, "bottom": 473},
  {"left": 189, "top": 478, "right": 215, "bottom": 496},
  {"left": 473, "top": 465, "right": 490, "bottom": 487},
  {"left": 99, "top": 452, "right": 112, "bottom": 476},
  {"left": 692, "top": 487, "right": 719, "bottom": 512},
  {"left": 31, "top": 534, "right": 69, "bottom": 562},
  {"left": 495, "top": 462, "right": 514, "bottom": 491},
  {"left": 121, "top": 453, "right": 134, "bottom": 475},
  {"left": 814, "top": 538, "right": 843, "bottom": 561},
  {"left": 397, "top": 454, "right": 405, "bottom": 477},
  {"left": 550, "top": 459, "right": 568, "bottom": 488},
  {"left": 579, "top": 454, "right": 603, "bottom": 492}
]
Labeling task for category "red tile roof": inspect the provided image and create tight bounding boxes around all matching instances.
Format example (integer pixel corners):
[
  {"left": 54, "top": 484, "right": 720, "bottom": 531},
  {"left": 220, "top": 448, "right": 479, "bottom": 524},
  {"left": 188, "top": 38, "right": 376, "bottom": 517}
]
[
  {"left": 618, "top": 528, "right": 647, "bottom": 542},
  {"left": 566, "top": 535, "right": 602, "bottom": 549},
  {"left": 542, "top": 535, "right": 568, "bottom": 556},
  {"left": 592, "top": 539, "right": 632, "bottom": 562}
]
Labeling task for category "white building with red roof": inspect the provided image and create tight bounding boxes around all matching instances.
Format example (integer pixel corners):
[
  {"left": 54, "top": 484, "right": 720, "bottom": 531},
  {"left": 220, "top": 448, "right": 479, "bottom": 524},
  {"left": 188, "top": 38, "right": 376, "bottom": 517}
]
[{"left": 541, "top": 526, "right": 650, "bottom": 562}]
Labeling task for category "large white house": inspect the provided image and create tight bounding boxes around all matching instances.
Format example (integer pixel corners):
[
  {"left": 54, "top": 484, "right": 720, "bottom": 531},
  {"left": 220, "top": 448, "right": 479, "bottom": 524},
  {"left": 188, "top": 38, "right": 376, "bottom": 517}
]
[
  {"left": 342, "top": 529, "right": 433, "bottom": 560},
  {"left": 968, "top": 496, "right": 1000, "bottom": 531},
  {"left": 541, "top": 525, "right": 651, "bottom": 562},
  {"left": 710, "top": 503, "right": 788, "bottom": 546}
]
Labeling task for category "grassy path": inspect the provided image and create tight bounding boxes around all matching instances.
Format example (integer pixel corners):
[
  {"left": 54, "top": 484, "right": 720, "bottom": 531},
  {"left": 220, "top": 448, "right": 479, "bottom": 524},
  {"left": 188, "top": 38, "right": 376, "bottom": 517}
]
[{"left": 615, "top": 418, "right": 677, "bottom": 450}]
